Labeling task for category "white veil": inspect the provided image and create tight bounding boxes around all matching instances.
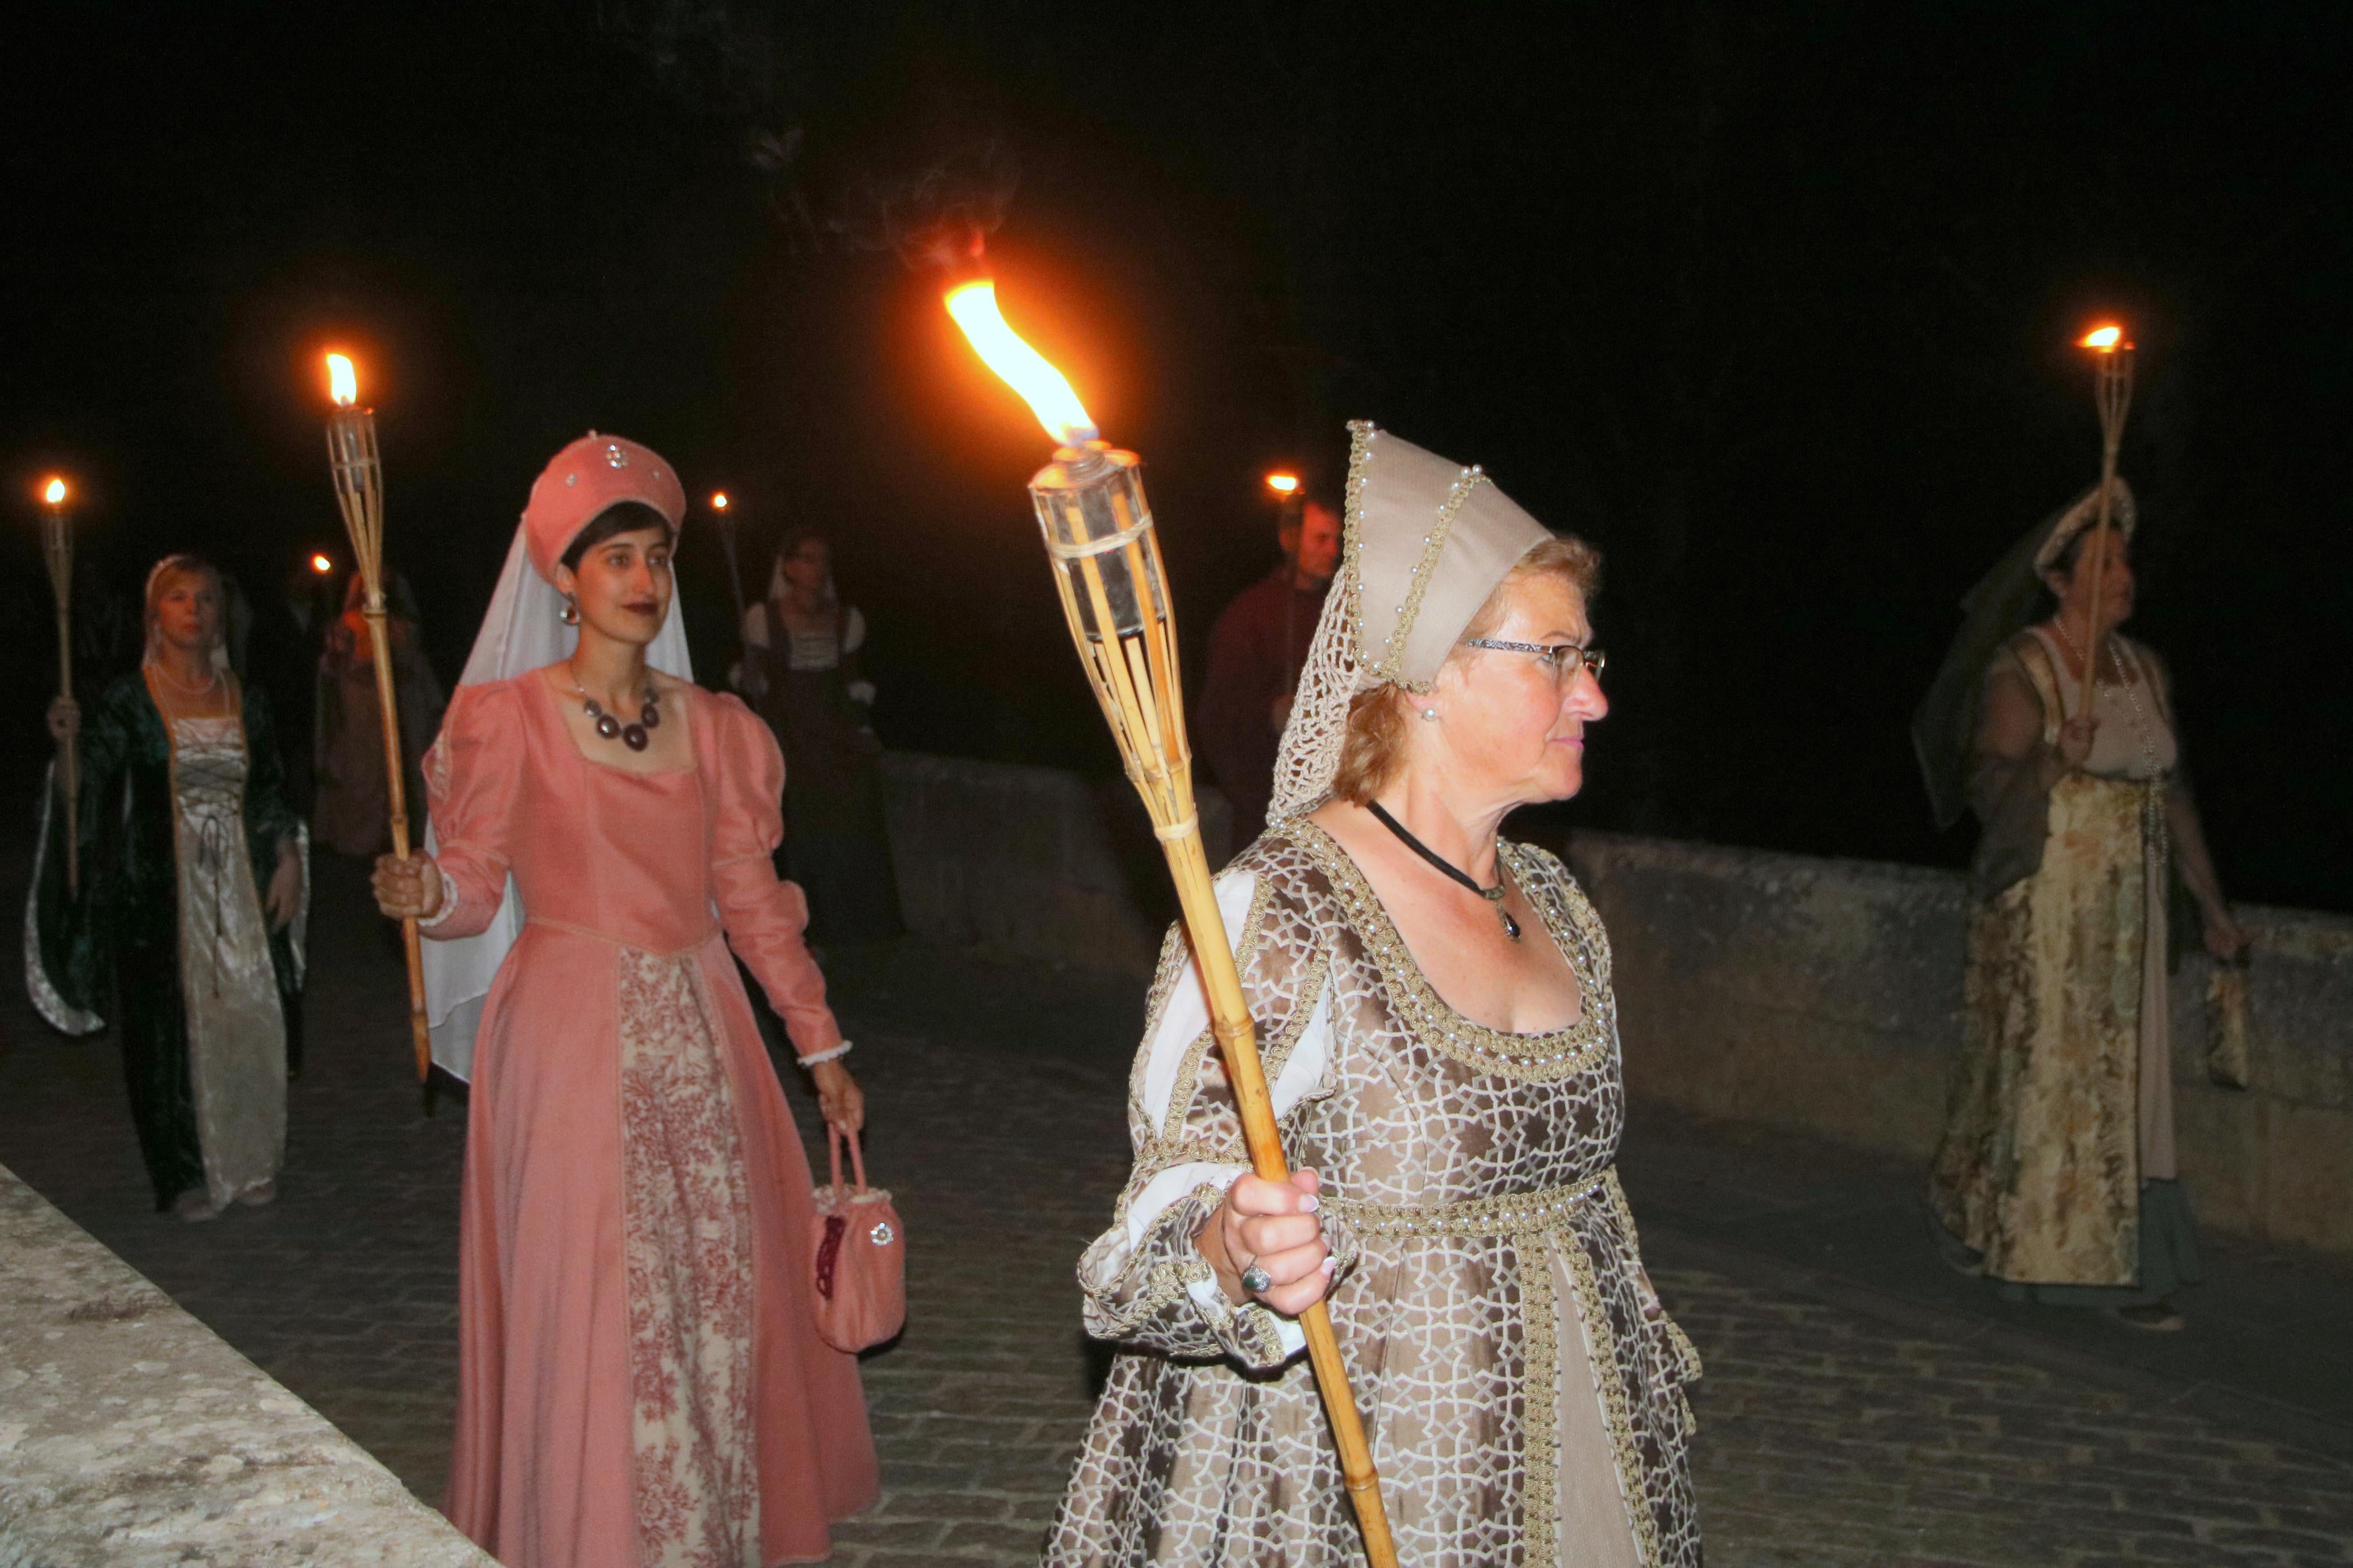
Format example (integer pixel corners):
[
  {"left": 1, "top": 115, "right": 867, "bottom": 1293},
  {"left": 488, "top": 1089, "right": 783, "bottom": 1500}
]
[{"left": 418, "top": 521, "right": 693, "bottom": 1080}]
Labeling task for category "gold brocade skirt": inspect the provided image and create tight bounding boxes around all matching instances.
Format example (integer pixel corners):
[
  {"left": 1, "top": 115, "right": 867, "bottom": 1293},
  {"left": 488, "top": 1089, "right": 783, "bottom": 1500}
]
[{"left": 1930, "top": 773, "right": 2165, "bottom": 1288}]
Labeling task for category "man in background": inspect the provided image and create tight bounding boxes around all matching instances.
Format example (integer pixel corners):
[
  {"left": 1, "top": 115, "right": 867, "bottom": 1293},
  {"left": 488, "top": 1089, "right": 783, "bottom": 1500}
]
[{"left": 1198, "top": 495, "right": 1341, "bottom": 848}]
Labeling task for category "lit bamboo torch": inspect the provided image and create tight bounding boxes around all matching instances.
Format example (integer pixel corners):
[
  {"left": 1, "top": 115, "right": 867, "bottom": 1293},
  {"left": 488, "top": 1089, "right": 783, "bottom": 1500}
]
[
  {"left": 2074, "top": 322, "right": 2135, "bottom": 716},
  {"left": 945, "top": 278, "right": 1399, "bottom": 1568},
  {"left": 709, "top": 490, "right": 760, "bottom": 701},
  {"left": 321, "top": 351, "right": 433, "bottom": 1094},
  {"left": 38, "top": 476, "right": 78, "bottom": 895}
]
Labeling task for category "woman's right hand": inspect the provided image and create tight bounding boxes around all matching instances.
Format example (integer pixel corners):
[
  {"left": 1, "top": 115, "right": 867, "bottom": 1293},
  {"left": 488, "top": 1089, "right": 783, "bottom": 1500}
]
[
  {"left": 47, "top": 696, "right": 78, "bottom": 745},
  {"left": 2055, "top": 714, "right": 2098, "bottom": 770},
  {"left": 1199, "top": 1168, "right": 1335, "bottom": 1316},
  {"left": 371, "top": 851, "right": 444, "bottom": 922}
]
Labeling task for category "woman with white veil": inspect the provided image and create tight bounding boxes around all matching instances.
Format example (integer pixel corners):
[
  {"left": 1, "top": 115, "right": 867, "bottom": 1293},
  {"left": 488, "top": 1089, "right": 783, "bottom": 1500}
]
[{"left": 374, "top": 432, "right": 876, "bottom": 1567}]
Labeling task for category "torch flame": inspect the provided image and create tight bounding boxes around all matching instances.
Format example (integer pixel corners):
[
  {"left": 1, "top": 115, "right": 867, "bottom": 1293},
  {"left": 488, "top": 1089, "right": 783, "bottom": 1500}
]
[
  {"left": 2078, "top": 325, "right": 2125, "bottom": 352},
  {"left": 711, "top": 492, "right": 730, "bottom": 511},
  {"left": 1265, "top": 472, "right": 1300, "bottom": 495},
  {"left": 943, "top": 280, "right": 1099, "bottom": 447},
  {"left": 326, "top": 353, "right": 359, "bottom": 407},
  {"left": 311, "top": 553, "right": 335, "bottom": 574},
  {"left": 42, "top": 477, "right": 67, "bottom": 506}
]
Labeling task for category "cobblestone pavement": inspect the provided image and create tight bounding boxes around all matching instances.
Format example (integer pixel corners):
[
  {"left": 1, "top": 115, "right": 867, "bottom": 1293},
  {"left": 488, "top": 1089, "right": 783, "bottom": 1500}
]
[{"left": 3, "top": 854, "right": 2350, "bottom": 1565}]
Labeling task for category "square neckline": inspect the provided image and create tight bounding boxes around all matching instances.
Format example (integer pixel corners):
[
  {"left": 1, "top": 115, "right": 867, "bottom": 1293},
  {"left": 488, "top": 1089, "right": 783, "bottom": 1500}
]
[
  {"left": 531, "top": 666, "right": 700, "bottom": 779},
  {"left": 1285, "top": 817, "right": 1599, "bottom": 1051}
]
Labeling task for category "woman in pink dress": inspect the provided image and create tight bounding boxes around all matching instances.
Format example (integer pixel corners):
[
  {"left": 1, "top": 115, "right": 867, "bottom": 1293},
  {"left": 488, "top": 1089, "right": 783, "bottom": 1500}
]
[{"left": 373, "top": 432, "right": 878, "bottom": 1567}]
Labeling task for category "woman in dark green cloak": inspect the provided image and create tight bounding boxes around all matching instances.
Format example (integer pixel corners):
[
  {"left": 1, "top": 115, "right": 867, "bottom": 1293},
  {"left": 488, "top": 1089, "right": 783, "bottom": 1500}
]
[{"left": 29, "top": 554, "right": 308, "bottom": 1220}]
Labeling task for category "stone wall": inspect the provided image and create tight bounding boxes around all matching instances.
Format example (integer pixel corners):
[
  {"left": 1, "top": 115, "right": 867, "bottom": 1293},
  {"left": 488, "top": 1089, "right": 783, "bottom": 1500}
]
[
  {"left": 1564, "top": 830, "right": 2353, "bottom": 1257},
  {"left": 0, "top": 1164, "right": 495, "bottom": 1566},
  {"left": 880, "top": 751, "right": 1230, "bottom": 978},
  {"left": 876, "top": 752, "right": 2353, "bottom": 1256}
]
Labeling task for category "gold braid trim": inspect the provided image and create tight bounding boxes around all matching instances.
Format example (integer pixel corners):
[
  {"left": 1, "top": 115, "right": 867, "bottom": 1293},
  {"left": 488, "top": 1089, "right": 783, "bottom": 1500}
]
[
  {"left": 1553, "top": 1215, "right": 1668, "bottom": 1567},
  {"left": 1295, "top": 823, "right": 1612, "bottom": 1081},
  {"left": 1320, "top": 1169, "right": 1608, "bottom": 1238},
  {"left": 1365, "top": 461, "right": 1490, "bottom": 691}
]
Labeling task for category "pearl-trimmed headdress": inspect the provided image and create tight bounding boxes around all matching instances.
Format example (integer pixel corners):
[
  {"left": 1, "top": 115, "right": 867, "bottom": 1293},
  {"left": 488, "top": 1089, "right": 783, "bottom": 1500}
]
[{"left": 1266, "top": 421, "right": 1553, "bottom": 823}]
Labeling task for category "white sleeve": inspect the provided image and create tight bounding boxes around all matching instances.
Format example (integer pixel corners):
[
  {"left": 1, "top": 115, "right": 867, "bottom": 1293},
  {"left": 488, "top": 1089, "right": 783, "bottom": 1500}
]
[{"left": 1120, "top": 865, "right": 1328, "bottom": 1363}]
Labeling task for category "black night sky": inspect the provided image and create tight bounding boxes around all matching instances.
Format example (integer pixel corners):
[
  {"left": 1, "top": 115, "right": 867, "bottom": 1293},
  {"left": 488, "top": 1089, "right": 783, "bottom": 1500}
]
[{"left": 6, "top": 3, "right": 2348, "bottom": 911}]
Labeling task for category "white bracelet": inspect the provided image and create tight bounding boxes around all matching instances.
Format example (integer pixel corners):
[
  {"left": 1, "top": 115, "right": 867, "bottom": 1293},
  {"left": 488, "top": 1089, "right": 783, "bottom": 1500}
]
[
  {"left": 798, "top": 1041, "right": 853, "bottom": 1067},
  {"left": 416, "top": 866, "right": 462, "bottom": 930}
]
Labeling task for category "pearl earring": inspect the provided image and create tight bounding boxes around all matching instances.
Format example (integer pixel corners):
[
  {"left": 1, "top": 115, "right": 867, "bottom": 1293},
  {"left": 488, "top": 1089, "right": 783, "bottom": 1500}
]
[
  {"left": 559, "top": 594, "right": 580, "bottom": 627},
  {"left": 1421, "top": 707, "right": 1439, "bottom": 721}
]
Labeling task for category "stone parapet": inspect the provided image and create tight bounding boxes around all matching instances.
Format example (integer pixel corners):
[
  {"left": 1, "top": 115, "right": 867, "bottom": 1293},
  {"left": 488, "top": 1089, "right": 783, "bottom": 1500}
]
[
  {"left": 0, "top": 1163, "right": 494, "bottom": 1567},
  {"left": 1563, "top": 829, "right": 2353, "bottom": 1257},
  {"left": 875, "top": 751, "right": 2351, "bottom": 1256}
]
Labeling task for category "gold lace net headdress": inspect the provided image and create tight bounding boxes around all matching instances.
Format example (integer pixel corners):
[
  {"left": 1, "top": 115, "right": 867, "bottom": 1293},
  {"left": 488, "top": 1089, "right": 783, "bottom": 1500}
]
[{"left": 1267, "top": 421, "right": 1553, "bottom": 822}]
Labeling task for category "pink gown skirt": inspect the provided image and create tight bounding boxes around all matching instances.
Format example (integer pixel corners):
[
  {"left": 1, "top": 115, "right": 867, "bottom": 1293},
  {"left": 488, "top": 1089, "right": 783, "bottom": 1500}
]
[{"left": 446, "top": 920, "right": 876, "bottom": 1566}]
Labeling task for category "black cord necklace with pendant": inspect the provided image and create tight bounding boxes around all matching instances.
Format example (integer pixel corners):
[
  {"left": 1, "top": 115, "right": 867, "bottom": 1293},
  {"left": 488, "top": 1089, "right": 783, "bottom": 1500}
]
[{"left": 1365, "top": 799, "right": 1521, "bottom": 941}]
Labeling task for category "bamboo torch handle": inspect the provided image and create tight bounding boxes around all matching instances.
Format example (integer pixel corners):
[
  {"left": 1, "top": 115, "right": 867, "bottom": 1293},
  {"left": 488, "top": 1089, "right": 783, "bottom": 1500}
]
[
  {"left": 2076, "top": 467, "right": 2113, "bottom": 724},
  {"left": 55, "top": 599, "right": 78, "bottom": 898},
  {"left": 363, "top": 606, "right": 434, "bottom": 1086},
  {"left": 1158, "top": 819, "right": 1400, "bottom": 1568}
]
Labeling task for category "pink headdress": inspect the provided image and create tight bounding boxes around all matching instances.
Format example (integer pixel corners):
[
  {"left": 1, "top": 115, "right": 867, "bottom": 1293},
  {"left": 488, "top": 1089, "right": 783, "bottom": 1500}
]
[
  {"left": 425, "top": 431, "right": 694, "bottom": 1086},
  {"left": 521, "top": 432, "right": 686, "bottom": 582}
]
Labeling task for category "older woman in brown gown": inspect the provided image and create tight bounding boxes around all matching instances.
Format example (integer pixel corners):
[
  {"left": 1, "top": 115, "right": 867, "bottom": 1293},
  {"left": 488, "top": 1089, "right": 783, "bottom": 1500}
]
[{"left": 1048, "top": 423, "right": 1701, "bottom": 1567}]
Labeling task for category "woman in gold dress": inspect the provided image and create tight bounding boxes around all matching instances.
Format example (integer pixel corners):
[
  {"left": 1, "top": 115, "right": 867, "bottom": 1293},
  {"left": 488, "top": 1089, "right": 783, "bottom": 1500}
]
[
  {"left": 1047, "top": 422, "right": 1701, "bottom": 1567},
  {"left": 1921, "top": 481, "right": 2245, "bottom": 1329}
]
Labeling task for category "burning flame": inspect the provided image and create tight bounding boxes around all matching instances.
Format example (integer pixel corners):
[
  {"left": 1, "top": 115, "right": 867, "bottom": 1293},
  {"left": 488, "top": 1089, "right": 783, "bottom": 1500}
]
[
  {"left": 2078, "top": 324, "right": 2125, "bottom": 352},
  {"left": 711, "top": 492, "right": 730, "bottom": 511},
  {"left": 326, "top": 353, "right": 359, "bottom": 406},
  {"left": 943, "top": 280, "right": 1098, "bottom": 446},
  {"left": 311, "top": 553, "right": 335, "bottom": 574},
  {"left": 42, "top": 477, "right": 67, "bottom": 506},
  {"left": 1265, "top": 472, "right": 1300, "bottom": 495}
]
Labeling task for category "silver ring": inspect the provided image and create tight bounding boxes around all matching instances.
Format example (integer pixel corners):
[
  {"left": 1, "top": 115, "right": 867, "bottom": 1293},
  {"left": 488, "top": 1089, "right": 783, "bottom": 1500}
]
[{"left": 1239, "top": 1257, "right": 1273, "bottom": 1295}]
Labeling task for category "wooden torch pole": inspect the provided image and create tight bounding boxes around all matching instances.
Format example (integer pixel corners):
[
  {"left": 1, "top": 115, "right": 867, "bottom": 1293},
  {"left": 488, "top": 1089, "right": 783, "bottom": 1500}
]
[
  {"left": 324, "top": 367, "right": 435, "bottom": 1100},
  {"left": 2075, "top": 331, "right": 2135, "bottom": 719},
  {"left": 711, "top": 492, "right": 760, "bottom": 703},
  {"left": 40, "top": 482, "right": 77, "bottom": 896},
  {"left": 1030, "top": 445, "right": 1399, "bottom": 1568}
]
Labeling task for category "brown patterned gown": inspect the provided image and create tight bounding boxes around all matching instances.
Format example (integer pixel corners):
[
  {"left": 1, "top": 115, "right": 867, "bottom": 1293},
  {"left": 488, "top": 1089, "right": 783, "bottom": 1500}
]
[{"left": 1046, "top": 822, "right": 1702, "bottom": 1566}]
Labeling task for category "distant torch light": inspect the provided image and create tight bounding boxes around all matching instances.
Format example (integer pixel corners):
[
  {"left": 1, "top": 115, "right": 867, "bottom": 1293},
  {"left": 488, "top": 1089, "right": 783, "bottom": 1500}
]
[
  {"left": 1265, "top": 472, "right": 1300, "bottom": 495},
  {"left": 711, "top": 492, "right": 730, "bottom": 511},
  {"left": 42, "top": 477, "right": 68, "bottom": 506},
  {"left": 311, "top": 553, "right": 335, "bottom": 574},
  {"left": 326, "top": 353, "right": 359, "bottom": 406},
  {"left": 2078, "top": 324, "right": 2125, "bottom": 352}
]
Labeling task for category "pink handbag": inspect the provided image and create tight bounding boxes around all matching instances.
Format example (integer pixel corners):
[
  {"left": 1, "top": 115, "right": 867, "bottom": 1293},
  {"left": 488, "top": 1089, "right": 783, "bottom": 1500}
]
[{"left": 810, "top": 1128, "right": 905, "bottom": 1353}]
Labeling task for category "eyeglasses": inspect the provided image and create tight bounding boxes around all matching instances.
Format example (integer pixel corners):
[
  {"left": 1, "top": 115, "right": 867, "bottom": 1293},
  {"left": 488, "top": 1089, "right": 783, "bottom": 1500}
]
[{"left": 1460, "top": 638, "right": 1607, "bottom": 682}]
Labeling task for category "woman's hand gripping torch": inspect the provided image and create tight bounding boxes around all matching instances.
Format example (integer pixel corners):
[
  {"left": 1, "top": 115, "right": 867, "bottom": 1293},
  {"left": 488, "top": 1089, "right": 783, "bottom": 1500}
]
[{"left": 946, "top": 279, "right": 1399, "bottom": 1568}]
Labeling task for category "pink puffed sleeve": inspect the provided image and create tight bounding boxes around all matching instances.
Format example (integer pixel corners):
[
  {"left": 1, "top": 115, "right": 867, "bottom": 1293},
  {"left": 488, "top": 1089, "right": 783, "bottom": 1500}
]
[
  {"left": 707, "top": 693, "right": 845, "bottom": 1059},
  {"left": 418, "top": 681, "right": 523, "bottom": 941}
]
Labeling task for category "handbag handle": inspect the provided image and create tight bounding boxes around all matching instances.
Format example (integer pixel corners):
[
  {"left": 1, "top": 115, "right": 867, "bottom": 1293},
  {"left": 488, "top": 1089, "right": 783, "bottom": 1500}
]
[{"left": 828, "top": 1125, "right": 869, "bottom": 1196}]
